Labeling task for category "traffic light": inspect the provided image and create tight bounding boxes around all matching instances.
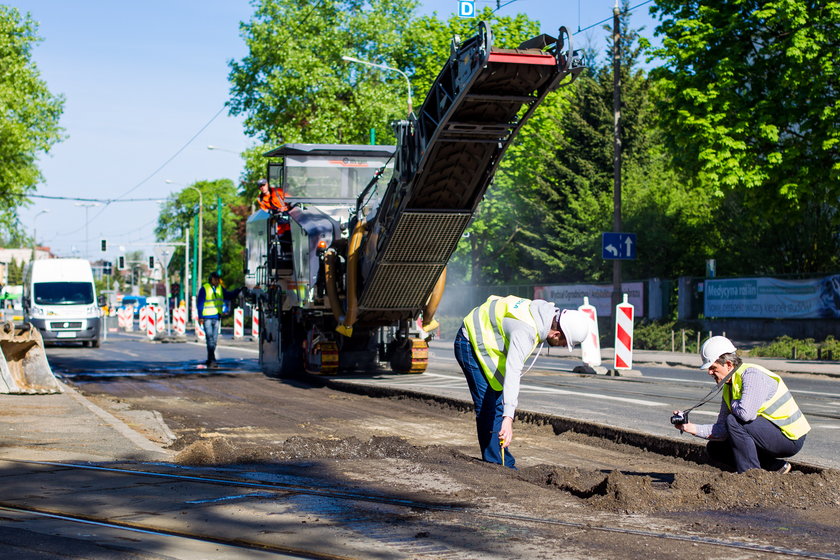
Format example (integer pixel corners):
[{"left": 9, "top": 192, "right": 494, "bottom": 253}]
[
  {"left": 117, "top": 255, "right": 125, "bottom": 270},
  {"left": 148, "top": 255, "right": 155, "bottom": 269},
  {"left": 100, "top": 239, "right": 107, "bottom": 252},
  {"left": 103, "top": 261, "right": 112, "bottom": 275}
]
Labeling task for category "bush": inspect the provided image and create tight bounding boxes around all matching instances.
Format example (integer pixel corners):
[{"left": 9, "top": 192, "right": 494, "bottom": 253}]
[
  {"left": 633, "top": 320, "right": 699, "bottom": 353},
  {"left": 746, "top": 335, "right": 840, "bottom": 360}
]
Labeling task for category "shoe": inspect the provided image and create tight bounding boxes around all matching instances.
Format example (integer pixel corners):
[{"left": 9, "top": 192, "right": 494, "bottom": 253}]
[{"left": 777, "top": 461, "right": 792, "bottom": 474}]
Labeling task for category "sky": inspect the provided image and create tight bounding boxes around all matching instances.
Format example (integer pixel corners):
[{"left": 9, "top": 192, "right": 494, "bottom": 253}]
[{"left": 12, "top": 0, "right": 659, "bottom": 263}]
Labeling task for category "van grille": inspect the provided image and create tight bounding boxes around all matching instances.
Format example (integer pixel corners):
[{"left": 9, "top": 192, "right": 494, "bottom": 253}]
[{"left": 49, "top": 321, "right": 83, "bottom": 330}]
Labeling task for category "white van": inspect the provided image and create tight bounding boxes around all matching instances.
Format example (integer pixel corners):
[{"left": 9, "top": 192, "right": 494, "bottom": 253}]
[{"left": 23, "top": 258, "right": 101, "bottom": 347}]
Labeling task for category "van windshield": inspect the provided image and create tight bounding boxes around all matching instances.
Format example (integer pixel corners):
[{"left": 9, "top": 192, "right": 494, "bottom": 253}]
[{"left": 34, "top": 282, "right": 94, "bottom": 305}]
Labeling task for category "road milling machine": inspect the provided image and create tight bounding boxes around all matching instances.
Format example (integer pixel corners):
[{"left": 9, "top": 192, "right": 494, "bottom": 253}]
[{"left": 244, "top": 21, "right": 583, "bottom": 377}]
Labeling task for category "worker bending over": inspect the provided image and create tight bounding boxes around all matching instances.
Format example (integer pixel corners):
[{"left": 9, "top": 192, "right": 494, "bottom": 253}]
[{"left": 455, "top": 295, "right": 592, "bottom": 468}]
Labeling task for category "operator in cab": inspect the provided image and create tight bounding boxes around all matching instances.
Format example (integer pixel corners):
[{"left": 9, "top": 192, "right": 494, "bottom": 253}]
[
  {"left": 672, "top": 336, "right": 810, "bottom": 474},
  {"left": 257, "top": 178, "right": 291, "bottom": 236}
]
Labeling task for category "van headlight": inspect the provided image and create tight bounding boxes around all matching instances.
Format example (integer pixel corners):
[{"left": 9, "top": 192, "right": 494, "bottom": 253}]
[
  {"left": 30, "top": 306, "right": 46, "bottom": 318},
  {"left": 86, "top": 304, "right": 100, "bottom": 317}
]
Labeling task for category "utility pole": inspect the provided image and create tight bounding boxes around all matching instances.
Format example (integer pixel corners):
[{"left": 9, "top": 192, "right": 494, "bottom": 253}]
[{"left": 611, "top": 1, "right": 623, "bottom": 333}]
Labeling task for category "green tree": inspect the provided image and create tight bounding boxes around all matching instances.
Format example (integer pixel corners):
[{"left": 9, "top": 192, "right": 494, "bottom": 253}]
[
  {"left": 651, "top": 0, "right": 840, "bottom": 274},
  {"left": 0, "top": 7, "right": 64, "bottom": 232},
  {"left": 228, "top": 0, "right": 420, "bottom": 146},
  {"left": 155, "top": 179, "right": 247, "bottom": 287}
]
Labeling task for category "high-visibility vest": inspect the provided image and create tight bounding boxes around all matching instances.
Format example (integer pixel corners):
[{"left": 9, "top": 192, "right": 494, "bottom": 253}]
[
  {"left": 463, "top": 296, "right": 539, "bottom": 391},
  {"left": 723, "top": 363, "right": 811, "bottom": 440},
  {"left": 201, "top": 283, "right": 223, "bottom": 318}
]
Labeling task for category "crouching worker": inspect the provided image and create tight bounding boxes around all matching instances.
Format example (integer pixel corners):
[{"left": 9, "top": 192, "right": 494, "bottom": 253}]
[
  {"left": 673, "top": 336, "right": 810, "bottom": 474},
  {"left": 454, "top": 295, "right": 592, "bottom": 468}
]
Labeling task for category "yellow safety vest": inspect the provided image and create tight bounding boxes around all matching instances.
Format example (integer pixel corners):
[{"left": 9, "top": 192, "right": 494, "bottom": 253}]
[
  {"left": 201, "top": 283, "right": 223, "bottom": 318},
  {"left": 463, "top": 296, "right": 539, "bottom": 391},
  {"left": 723, "top": 363, "right": 811, "bottom": 440}
]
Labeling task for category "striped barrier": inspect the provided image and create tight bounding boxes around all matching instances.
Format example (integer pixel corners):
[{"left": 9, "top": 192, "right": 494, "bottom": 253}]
[
  {"left": 195, "top": 318, "right": 206, "bottom": 342},
  {"left": 251, "top": 308, "right": 259, "bottom": 339},
  {"left": 139, "top": 305, "right": 149, "bottom": 332},
  {"left": 146, "top": 307, "right": 156, "bottom": 340},
  {"left": 613, "top": 294, "right": 635, "bottom": 370},
  {"left": 173, "top": 307, "right": 186, "bottom": 336},
  {"left": 233, "top": 307, "right": 244, "bottom": 339},
  {"left": 155, "top": 306, "right": 165, "bottom": 334},
  {"left": 578, "top": 297, "right": 602, "bottom": 367}
]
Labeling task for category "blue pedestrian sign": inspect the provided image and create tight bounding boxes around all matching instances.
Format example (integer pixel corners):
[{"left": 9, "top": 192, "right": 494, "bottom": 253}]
[
  {"left": 459, "top": 0, "right": 475, "bottom": 18},
  {"left": 601, "top": 232, "right": 637, "bottom": 260}
]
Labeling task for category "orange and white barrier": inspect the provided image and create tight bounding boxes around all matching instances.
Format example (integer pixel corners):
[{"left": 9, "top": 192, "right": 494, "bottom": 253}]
[
  {"left": 251, "top": 308, "right": 259, "bottom": 339},
  {"left": 195, "top": 318, "right": 206, "bottom": 342},
  {"left": 578, "top": 297, "right": 602, "bottom": 367},
  {"left": 233, "top": 307, "right": 244, "bottom": 339},
  {"left": 613, "top": 294, "right": 635, "bottom": 370}
]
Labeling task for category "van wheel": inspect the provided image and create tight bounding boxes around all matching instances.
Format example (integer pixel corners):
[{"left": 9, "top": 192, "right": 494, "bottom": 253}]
[{"left": 91, "top": 339, "right": 101, "bottom": 348}]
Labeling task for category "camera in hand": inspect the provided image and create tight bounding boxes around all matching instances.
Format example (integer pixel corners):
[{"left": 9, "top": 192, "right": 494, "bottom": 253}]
[{"left": 670, "top": 411, "right": 688, "bottom": 425}]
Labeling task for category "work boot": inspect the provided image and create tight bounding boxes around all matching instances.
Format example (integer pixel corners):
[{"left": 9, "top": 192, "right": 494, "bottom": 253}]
[{"left": 206, "top": 349, "right": 218, "bottom": 368}]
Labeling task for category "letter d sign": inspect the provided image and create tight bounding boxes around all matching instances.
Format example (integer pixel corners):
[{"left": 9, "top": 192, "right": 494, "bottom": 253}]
[{"left": 459, "top": 0, "right": 475, "bottom": 18}]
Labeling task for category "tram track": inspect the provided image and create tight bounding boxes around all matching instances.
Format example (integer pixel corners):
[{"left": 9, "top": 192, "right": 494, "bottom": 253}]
[{"left": 2, "top": 458, "right": 838, "bottom": 560}]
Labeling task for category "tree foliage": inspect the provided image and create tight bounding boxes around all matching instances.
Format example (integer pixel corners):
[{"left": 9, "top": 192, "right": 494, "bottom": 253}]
[
  {"left": 155, "top": 179, "right": 247, "bottom": 287},
  {"left": 652, "top": 0, "right": 840, "bottom": 273},
  {"left": 0, "top": 6, "right": 64, "bottom": 234}
]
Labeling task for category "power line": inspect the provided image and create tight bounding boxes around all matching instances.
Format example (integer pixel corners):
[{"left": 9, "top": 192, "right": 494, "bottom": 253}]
[
  {"left": 30, "top": 194, "right": 165, "bottom": 203},
  {"left": 576, "top": 0, "right": 654, "bottom": 34}
]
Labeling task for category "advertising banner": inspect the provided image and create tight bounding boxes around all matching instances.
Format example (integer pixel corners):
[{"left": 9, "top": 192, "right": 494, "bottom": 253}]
[
  {"left": 704, "top": 275, "right": 840, "bottom": 319},
  {"left": 533, "top": 282, "right": 644, "bottom": 318}
]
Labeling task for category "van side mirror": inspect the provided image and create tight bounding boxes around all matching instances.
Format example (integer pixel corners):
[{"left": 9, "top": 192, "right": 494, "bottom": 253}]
[{"left": 97, "top": 295, "right": 106, "bottom": 306}]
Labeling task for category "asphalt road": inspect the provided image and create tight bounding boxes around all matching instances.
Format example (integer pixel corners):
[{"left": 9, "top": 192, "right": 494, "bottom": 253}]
[{"left": 46, "top": 331, "right": 840, "bottom": 470}]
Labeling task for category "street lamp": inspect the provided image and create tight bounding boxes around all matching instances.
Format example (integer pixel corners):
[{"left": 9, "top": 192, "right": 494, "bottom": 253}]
[
  {"left": 32, "top": 209, "right": 50, "bottom": 247},
  {"left": 74, "top": 202, "right": 102, "bottom": 259},
  {"left": 207, "top": 145, "right": 239, "bottom": 154},
  {"left": 341, "top": 55, "right": 413, "bottom": 116},
  {"left": 166, "top": 180, "right": 203, "bottom": 298}
]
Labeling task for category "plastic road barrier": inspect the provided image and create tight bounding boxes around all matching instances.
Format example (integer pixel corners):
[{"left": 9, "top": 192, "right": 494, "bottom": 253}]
[
  {"left": 578, "top": 297, "right": 602, "bottom": 367},
  {"left": 233, "top": 308, "right": 244, "bottom": 339},
  {"left": 613, "top": 294, "right": 635, "bottom": 369}
]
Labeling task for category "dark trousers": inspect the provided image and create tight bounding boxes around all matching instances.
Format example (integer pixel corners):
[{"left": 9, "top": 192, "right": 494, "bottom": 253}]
[
  {"left": 707, "top": 414, "right": 805, "bottom": 473},
  {"left": 454, "top": 329, "right": 514, "bottom": 468}
]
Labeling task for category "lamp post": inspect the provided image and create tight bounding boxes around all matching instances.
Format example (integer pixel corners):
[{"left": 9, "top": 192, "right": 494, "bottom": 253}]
[
  {"left": 341, "top": 55, "right": 413, "bottom": 116},
  {"left": 166, "top": 180, "right": 202, "bottom": 302},
  {"left": 74, "top": 202, "right": 102, "bottom": 259},
  {"left": 32, "top": 209, "right": 50, "bottom": 248}
]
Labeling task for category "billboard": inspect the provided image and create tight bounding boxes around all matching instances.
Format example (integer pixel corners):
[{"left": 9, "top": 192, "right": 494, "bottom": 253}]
[
  {"left": 704, "top": 275, "right": 840, "bottom": 319},
  {"left": 534, "top": 282, "right": 644, "bottom": 318}
]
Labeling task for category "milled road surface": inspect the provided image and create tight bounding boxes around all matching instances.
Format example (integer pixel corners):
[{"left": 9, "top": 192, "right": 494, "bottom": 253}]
[{"left": 3, "top": 333, "right": 838, "bottom": 559}]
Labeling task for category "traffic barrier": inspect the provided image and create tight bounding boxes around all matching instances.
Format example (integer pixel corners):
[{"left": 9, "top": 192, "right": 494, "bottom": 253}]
[
  {"left": 139, "top": 305, "right": 149, "bottom": 332},
  {"left": 195, "top": 318, "right": 206, "bottom": 342},
  {"left": 578, "top": 297, "right": 602, "bottom": 367},
  {"left": 117, "top": 308, "right": 128, "bottom": 330},
  {"left": 123, "top": 307, "right": 134, "bottom": 332},
  {"left": 251, "top": 308, "right": 259, "bottom": 339},
  {"left": 146, "top": 307, "right": 155, "bottom": 340},
  {"left": 173, "top": 307, "right": 186, "bottom": 336},
  {"left": 155, "top": 306, "right": 165, "bottom": 334},
  {"left": 233, "top": 307, "right": 244, "bottom": 339},
  {"left": 613, "top": 294, "right": 635, "bottom": 369}
]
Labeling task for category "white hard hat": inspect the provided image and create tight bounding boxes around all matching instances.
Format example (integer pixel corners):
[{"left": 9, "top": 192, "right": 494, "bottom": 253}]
[
  {"left": 699, "top": 336, "right": 737, "bottom": 369},
  {"left": 558, "top": 309, "right": 592, "bottom": 352}
]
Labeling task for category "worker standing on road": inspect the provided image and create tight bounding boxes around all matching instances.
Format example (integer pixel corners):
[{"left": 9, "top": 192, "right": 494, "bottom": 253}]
[
  {"left": 197, "top": 272, "right": 241, "bottom": 368},
  {"left": 454, "top": 295, "right": 592, "bottom": 468},
  {"left": 672, "top": 336, "right": 810, "bottom": 473}
]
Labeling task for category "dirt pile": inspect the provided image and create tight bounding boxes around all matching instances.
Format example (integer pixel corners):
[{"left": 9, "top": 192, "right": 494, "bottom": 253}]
[{"left": 520, "top": 464, "right": 840, "bottom": 513}]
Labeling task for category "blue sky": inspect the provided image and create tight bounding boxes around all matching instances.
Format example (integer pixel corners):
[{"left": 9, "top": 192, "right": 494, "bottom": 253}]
[{"left": 13, "top": 0, "right": 658, "bottom": 263}]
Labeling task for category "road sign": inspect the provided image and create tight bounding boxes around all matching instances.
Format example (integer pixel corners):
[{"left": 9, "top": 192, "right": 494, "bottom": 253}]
[
  {"left": 601, "top": 232, "right": 637, "bottom": 260},
  {"left": 153, "top": 245, "right": 176, "bottom": 269},
  {"left": 459, "top": 0, "right": 475, "bottom": 17}
]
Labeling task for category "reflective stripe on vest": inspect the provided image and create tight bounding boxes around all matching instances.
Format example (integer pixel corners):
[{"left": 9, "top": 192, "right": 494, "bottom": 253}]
[
  {"left": 462, "top": 296, "right": 538, "bottom": 391},
  {"left": 723, "top": 363, "right": 811, "bottom": 440},
  {"left": 201, "top": 283, "right": 223, "bottom": 318}
]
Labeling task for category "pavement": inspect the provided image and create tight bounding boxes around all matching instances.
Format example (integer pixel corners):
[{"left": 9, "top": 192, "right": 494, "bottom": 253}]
[{"left": 0, "top": 333, "right": 837, "bottom": 466}]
